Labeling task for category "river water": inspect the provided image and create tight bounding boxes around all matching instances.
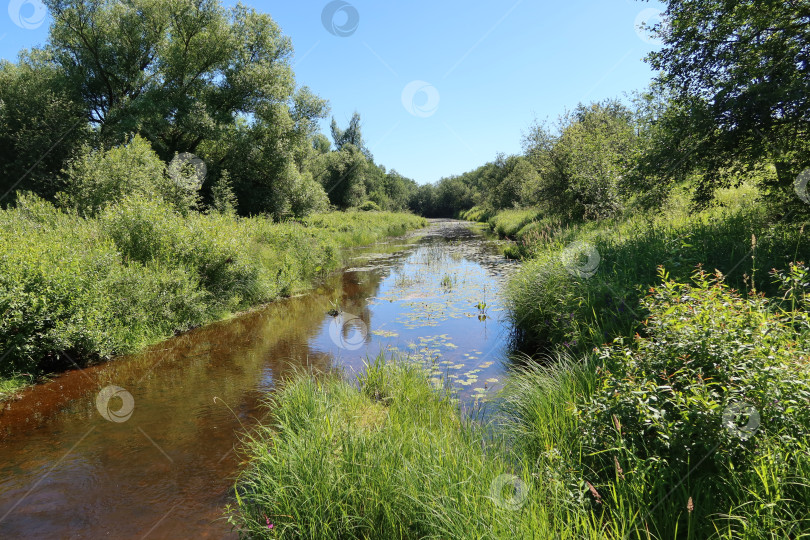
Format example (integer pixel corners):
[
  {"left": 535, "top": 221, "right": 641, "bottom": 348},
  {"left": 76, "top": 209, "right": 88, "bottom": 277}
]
[{"left": 0, "top": 219, "right": 520, "bottom": 538}]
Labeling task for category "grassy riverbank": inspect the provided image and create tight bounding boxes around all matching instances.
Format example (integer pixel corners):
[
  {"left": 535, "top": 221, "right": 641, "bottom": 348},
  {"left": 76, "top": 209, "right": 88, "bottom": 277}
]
[
  {"left": 0, "top": 193, "right": 425, "bottom": 397},
  {"left": 228, "top": 183, "right": 810, "bottom": 538}
]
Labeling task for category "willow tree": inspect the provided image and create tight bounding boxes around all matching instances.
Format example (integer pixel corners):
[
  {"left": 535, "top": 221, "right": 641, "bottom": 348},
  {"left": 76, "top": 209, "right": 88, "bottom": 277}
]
[{"left": 41, "top": 0, "right": 328, "bottom": 215}]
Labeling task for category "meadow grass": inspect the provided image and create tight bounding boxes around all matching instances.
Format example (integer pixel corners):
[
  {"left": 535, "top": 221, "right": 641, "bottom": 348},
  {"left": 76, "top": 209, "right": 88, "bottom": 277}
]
[
  {"left": 0, "top": 193, "right": 425, "bottom": 394},
  {"left": 227, "top": 356, "right": 603, "bottom": 539}
]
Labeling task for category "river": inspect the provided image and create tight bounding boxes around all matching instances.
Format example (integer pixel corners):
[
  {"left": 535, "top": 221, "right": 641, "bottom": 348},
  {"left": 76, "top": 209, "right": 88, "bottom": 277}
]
[{"left": 0, "top": 219, "right": 520, "bottom": 538}]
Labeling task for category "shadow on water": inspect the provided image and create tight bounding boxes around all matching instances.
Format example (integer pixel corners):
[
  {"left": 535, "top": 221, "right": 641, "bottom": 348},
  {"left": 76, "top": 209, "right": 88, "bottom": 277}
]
[{"left": 0, "top": 219, "right": 521, "bottom": 538}]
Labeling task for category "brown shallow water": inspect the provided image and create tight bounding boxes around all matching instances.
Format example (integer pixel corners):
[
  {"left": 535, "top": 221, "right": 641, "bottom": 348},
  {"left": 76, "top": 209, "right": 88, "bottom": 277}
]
[{"left": 0, "top": 220, "right": 519, "bottom": 538}]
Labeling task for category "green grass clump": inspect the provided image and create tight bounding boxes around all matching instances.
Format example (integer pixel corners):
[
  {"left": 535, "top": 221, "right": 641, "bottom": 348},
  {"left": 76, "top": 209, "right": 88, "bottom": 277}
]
[
  {"left": 483, "top": 208, "right": 541, "bottom": 238},
  {"left": 228, "top": 356, "right": 603, "bottom": 539},
  {"left": 0, "top": 193, "right": 425, "bottom": 386}
]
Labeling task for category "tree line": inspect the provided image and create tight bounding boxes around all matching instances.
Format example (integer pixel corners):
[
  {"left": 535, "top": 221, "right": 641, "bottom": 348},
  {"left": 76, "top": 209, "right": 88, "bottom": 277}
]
[
  {"left": 0, "top": 0, "right": 418, "bottom": 219},
  {"left": 416, "top": 0, "right": 810, "bottom": 220}
]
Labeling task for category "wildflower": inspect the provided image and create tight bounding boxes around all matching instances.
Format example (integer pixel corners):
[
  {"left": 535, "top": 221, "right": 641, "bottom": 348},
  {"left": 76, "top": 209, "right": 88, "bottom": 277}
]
[{"left": 687, "top": 496, "right": 694, "bottom": 514}]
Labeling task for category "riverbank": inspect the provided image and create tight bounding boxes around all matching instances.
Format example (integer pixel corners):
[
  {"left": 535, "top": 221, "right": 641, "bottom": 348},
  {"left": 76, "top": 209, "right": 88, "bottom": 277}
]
[
  {"left": 228, "top": 185, "right": 810, "bottom": 538},
  {"left": 0, "top": 193, "right": 426, "bottom": 399}
]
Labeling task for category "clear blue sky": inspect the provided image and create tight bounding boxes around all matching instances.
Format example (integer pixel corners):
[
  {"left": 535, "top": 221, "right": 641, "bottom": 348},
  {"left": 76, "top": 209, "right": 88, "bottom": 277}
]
[{"left": 1, "top": 0, "right": 665, "bottom": 184}]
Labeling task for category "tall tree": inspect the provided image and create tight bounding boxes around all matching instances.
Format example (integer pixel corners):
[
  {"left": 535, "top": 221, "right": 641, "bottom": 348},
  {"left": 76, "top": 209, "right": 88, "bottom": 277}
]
[
  {"left": 643, "top": 0, "right": 810, "bottom": 206},
  {"left": 0, "top": 50, "right": 88, "bottom": 202}
]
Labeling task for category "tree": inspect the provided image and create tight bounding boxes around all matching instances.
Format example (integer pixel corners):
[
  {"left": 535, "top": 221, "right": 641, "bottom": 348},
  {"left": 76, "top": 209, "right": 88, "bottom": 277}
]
[
  {"left": 330, "top": 112, "right": 373, "bottom": 160},
  {"left": 45, "top": 0, "right": 296, "bottom": 155},
  {"left": 643, "top": 0, "right": 810, "bottom": 207},
  {"left": 524, "top": 101, "right": 637, "bottom": 220},
  {"left": 0, "top": 50, "right": 89, "bottom": 203},
  {"left": 312, "top": 144, "right": 367, "bottom": 209}
]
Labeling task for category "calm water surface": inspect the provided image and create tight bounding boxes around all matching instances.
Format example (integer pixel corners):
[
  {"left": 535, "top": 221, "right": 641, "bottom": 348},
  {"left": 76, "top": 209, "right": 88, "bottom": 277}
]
[{"left": 0, "top": 219, "right": 519, "bottom": 538}]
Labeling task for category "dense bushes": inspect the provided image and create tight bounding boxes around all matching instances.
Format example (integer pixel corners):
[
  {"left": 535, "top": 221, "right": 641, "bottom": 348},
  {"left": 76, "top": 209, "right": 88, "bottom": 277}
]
[
  {"left": 583, "top": 268, "right": 810, "bottom": 478},
  {"left": 0, "top": 194, "right": 425, "bottom": 381}
]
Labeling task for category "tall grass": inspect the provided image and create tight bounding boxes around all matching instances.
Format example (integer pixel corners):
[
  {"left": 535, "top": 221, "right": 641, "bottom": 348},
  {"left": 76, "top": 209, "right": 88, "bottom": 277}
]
[
  {"left": 0, "top": 193, "right": 425, "bottom": 389},
  {"left": 502, "top": 191, "right": 809, "bottom": 351},
  {"left": 228, "top": 356, "right": 602, "bottom": 539}
]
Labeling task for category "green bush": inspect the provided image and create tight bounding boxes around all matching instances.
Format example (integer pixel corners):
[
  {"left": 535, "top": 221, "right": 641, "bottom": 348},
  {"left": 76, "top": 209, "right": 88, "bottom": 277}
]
[
  {"left": 358, "top": 200, "right": 381, "bottom": 211},
  {"left": 58, "top": 135, "right": 199, "bottom": 216},
  {"left": 0, "top": 194, "right": 425, "bottom": 384},
  {"left": 582, "top": 268, "right": 810, "bottom": 477}
]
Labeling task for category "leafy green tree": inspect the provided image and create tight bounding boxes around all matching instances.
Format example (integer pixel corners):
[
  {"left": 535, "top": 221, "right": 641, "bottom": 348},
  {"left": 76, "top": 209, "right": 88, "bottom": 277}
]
[
  {"left": 209, "top": 170, "right": 237, "bottom": 215},
  {"left": 312, "top": 144, "right": 368, "bottom": 209},
  {"left": 330, "top": 112, "right": 373, "bottom": 160},
  {"left": 525, "top": 101, "right": 637, "bottom": 220},
  {"left": 0, "top": 50, "right": 89, "bottom": 203},
  {"left": 643, "top": 0, "right": 810, "bottom": 207}
]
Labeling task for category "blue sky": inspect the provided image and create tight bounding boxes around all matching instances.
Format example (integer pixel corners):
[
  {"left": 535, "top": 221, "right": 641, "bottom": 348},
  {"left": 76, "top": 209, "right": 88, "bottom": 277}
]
[{"left": 1, "top": 0, "right": 665, "bottom": 184}]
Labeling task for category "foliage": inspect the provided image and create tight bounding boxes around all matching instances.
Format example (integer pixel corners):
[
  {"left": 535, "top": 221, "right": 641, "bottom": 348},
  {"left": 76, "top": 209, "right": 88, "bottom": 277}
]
[
  {"left": 0, "top": 194, "right": 424, "bottom": 381},
  {"left": 643, "top": 0, "right": 810, "bottom": 209},
  {"left": 582, "top": 268, "right": 810, "bottom": 479},
  {"left": 57, "top": 135, "right": 200, "bottom": 215},
  {"left": 0, "top": 50, "right": 88, "bottom": 202},
  {"left": 504, "top": 189, "right": 810, "bottom": 352},
  {"left": 358, "top": 200, "right": 381, "bottom": 211}
]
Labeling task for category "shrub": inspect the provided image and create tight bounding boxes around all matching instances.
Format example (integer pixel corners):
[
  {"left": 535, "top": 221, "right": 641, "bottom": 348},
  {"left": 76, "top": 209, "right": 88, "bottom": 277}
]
[
  {"left": 358, "top": 200, "right": 381, "bottom": 211},
  {"left": 581, "top": 267, "right": 810, "bottom": 480},
  {"left": 58, "top": 135, "right": 172, "bottom": 215}
]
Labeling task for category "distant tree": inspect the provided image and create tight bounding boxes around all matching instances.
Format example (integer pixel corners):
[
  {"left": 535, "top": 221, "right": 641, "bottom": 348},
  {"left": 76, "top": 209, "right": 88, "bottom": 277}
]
[
  {"left": 643, "top": 0, "right": 810, "bottom": 207},
  {"left": 330, "top": 112, "right": 373, "bottom": 160},
  {"left": 525, "top": 101, "right": 637, "bottom": 220},
  {"left": 313, "top": 144, "right": 368, "bottom": 209}
]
